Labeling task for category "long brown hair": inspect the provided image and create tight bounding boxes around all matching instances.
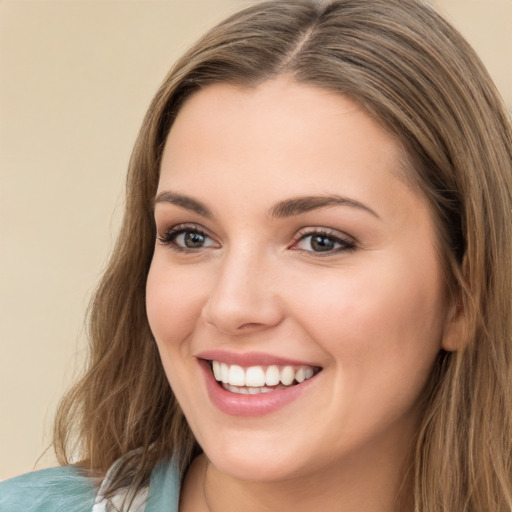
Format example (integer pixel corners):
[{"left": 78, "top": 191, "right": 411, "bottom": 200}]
[{"left": 54, "top": 1, "right": 512, "bottom": 509}]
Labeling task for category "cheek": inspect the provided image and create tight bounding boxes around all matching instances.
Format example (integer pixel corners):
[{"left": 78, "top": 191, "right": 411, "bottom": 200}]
[
  {"left": 145, "top": 256, "right": 206, "bottom": 353},
  {"left": 145, "top": 256, "right": 212, "bottom": 412},
  {"left": 288, "top": 255, "right": 446, "bottom": 393}
]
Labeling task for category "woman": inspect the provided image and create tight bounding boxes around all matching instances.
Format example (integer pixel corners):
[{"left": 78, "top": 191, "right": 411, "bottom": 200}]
[{"left": 2, "top": 0, "right": 511, "bottom": 510}]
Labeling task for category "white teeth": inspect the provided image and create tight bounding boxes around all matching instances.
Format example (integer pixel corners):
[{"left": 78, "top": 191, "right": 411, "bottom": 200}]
[
  {"left": 220, "top": 363, "right": 229, "bottom": 384},
  {"left": 211, "top": 361, "right": 319, "bottom": 390},
  {"left": 265, "top": 365, "right": 280, "bottom": 386},
  {"left": 280, "top": 366, "right": 295, "bottom": 386},
  {"left": 212, "top": 361, "right": 221, "bottom": 381},
  {"left": 223, "top": 384, "right": 286, "bottom": 395},
  {"left": 245, "top": 366, "right": 266, "bottom": 387},
  {"left": 228, "top": 365, "right": 245, "bottom": 386}
]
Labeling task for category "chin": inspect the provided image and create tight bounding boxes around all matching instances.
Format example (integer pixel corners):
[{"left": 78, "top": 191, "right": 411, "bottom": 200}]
[{"left": 200, "top": 432, "right": 308, "bottom": 482}]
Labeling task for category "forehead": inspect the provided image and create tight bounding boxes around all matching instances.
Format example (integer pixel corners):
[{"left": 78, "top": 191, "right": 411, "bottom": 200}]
[{"left": 160, "top": 78, "right": 408, "bottom": 197}]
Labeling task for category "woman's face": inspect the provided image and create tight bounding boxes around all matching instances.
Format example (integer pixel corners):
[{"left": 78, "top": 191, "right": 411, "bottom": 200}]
[{"left": 146, "top": 78, "right": 458, "bottom": 483}]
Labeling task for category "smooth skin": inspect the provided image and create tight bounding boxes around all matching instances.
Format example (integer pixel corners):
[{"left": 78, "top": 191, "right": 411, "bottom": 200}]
[{"left": 146, "top": 77, "right": 462, "bottom": 511}]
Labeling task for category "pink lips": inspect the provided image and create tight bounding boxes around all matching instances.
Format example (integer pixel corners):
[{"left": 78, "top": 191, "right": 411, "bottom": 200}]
[
  {"left": 197, "top": 351, "right": 321, "bottom": 417},
  {"left": 197, "top": 349, "right": 318, "bottom": 367}
]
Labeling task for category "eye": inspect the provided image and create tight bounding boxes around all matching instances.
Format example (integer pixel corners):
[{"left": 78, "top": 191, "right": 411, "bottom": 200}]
[
  {"left": 292, "top": 229, "right": 356, "bottom": 254},
  {"left": 157, "top": 224, "right": 218, "bottom": 251}
]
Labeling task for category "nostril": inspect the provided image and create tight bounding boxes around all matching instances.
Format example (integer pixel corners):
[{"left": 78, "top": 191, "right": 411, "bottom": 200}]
[{"left": 201, "top": 272, "right": 284, "bottom": 334}]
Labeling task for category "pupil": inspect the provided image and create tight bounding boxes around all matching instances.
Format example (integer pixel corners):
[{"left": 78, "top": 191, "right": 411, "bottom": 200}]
[
  {"left": 185, "top": 232, "right": 205, "bottom": 248},
  {"left": 311, "top": 235, "right": 334, "bottom": 252}
]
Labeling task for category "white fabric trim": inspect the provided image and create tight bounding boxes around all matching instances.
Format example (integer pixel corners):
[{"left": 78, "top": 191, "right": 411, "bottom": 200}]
[
  {"left": 92, "top": 486, "right": 148, "bottom": 512},
  {"left": 92, "top": 454, "right": 149, "bottom": 512}
]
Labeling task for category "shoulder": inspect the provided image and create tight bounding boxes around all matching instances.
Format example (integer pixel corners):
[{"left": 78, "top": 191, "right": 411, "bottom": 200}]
[
  {"left": 0, "top": 465, "right": 97, "bottom": 512},
  {"left": 145, "top": 458, "right": 181, "bottom": 511}
]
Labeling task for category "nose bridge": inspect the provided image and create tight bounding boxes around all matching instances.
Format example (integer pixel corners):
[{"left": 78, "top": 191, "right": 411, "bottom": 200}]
[{"left": 203, "top": 242, "right": 282, "bottom": 334}]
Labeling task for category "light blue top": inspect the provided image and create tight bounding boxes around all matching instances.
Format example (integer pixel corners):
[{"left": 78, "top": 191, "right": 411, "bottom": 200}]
[{"left": 0, "top": 459, "right": 180, "bottom": 512}]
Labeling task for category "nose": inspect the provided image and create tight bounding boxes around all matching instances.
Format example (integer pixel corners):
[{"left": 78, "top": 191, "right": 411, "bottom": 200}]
[{"left": 202, "top": 248, "right": 284, "bottom": 336}]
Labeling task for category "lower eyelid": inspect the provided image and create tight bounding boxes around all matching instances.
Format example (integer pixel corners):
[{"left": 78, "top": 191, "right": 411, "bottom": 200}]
[
  {"left": 294, "top": 228, "right": 354, "bottom": 243},
  {"left": 157, "top": 225, "right": 220, "bottom": 252},
  {"left": 297, "top": 238, "right": 353, "bottom": 250}
]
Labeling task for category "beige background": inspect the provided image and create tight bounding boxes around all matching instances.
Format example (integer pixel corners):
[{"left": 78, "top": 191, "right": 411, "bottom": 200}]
[{"left": 1, "top": 0, "right": 511, "bottom": 481}]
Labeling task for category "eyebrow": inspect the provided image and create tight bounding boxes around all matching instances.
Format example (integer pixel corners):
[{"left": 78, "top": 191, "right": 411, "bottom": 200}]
[
  {"left": 154, "top": 191, "right": 379, "bottom": 219},
  {"left": 269, "top": 195, "right": 380, "bottom": 219},
  {"left": 154, "top": 191, "right": 213, "bottom": 217}
]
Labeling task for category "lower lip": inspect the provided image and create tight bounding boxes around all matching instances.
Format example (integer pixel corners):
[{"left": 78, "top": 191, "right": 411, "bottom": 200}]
[{"left": 199, "top": 360, "right": 319, "bottom": 417}]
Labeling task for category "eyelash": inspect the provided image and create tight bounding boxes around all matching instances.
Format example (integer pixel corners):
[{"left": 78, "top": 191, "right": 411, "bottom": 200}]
[
  {"left": 157, "top": 224, "right": 356, "bottom": 255},
  {"left": 291, "top": 228, "right": 356, "bottom": 256},
  {"left": 157, "top": 224, "right": 215, "bottom": 253}
]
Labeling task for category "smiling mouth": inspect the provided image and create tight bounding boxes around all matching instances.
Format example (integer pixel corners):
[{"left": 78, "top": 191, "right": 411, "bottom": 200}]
[{"left": 207, "top": 360, "right": 322, "bottom": 395}]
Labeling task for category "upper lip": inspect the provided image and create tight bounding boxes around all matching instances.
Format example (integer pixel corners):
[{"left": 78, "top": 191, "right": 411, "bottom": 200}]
[{"left": 196, "top": 349, "right": 321, "bottom": 368}]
